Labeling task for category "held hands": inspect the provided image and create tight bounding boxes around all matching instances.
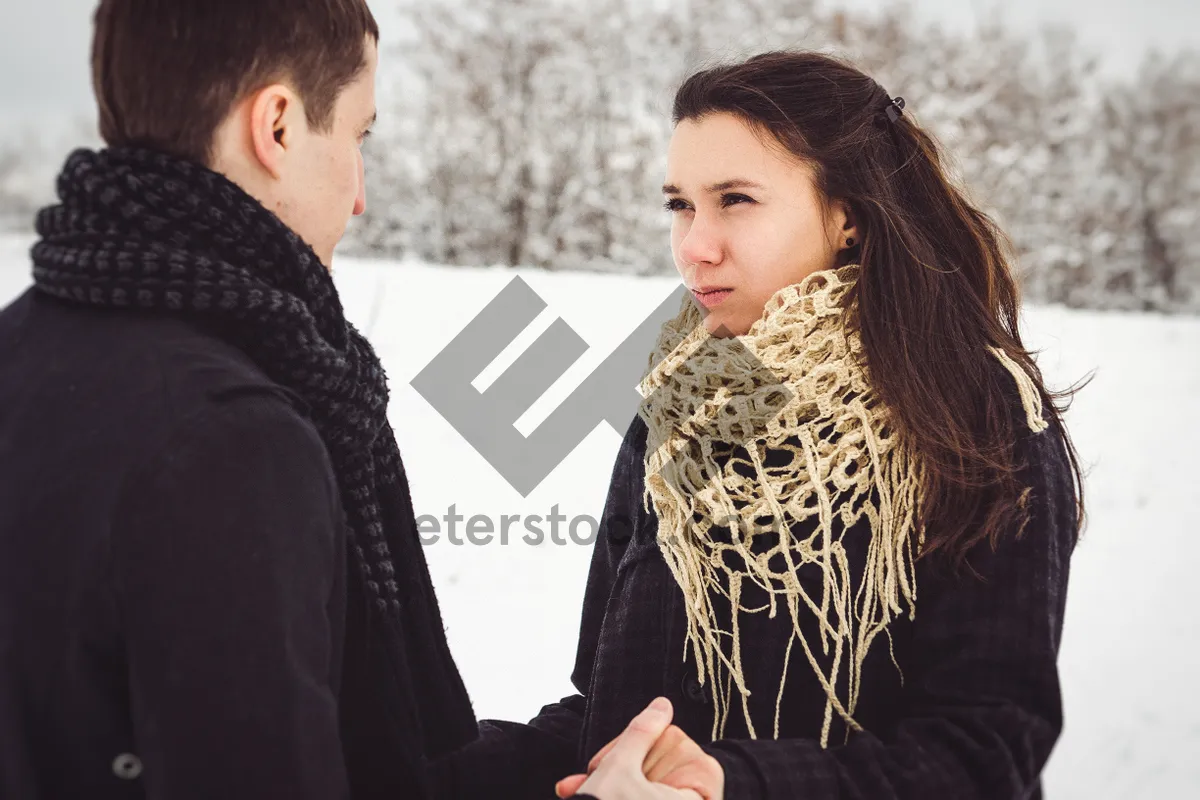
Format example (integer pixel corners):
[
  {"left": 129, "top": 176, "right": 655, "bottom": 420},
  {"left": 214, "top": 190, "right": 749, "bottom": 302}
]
[{"left": 554, "top": 698, "right": 724, "bottom": 800}]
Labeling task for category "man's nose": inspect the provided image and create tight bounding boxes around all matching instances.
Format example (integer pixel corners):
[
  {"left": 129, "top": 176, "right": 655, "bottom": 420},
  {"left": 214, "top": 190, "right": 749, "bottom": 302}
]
[{"left": 353, "top": 152, "right": 367, "bottom": 216}]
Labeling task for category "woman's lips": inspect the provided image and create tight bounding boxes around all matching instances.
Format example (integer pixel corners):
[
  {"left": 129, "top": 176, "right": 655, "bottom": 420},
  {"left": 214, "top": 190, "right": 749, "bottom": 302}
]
[{"left": 692, "top": 287, "right": 733, "bottom": 309}]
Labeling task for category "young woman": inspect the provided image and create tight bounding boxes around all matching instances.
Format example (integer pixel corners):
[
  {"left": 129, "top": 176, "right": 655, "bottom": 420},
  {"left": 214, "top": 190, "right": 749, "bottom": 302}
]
[{"left": 446, "top": 50, "right": 1084, "bottom": 800}]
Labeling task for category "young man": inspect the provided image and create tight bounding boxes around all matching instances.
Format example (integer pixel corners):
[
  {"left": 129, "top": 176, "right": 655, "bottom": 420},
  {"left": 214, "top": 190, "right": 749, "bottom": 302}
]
[{"left": 0, "top": 2, "right": 481, "bottom": 798}]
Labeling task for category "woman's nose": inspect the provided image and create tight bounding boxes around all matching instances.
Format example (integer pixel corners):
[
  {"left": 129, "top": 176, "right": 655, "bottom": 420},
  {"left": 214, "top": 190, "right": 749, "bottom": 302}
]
[{"left": 677, "top": 215, "right": 722, "bottom": 268}]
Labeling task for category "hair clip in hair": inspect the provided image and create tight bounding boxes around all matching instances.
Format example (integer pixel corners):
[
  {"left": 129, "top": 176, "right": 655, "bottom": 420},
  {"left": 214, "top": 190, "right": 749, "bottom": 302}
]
[{"left": 883, "top": 96, "right": 905, "bottom": 123}]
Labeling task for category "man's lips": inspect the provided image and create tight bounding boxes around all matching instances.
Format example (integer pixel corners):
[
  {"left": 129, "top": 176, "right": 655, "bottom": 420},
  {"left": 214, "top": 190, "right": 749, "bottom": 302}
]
[{"left": 691, "top": 286, "right": 733, "bottom": 309}]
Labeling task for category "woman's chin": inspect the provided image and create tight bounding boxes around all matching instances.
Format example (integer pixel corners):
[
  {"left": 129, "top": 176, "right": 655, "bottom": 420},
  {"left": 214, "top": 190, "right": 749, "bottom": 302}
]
[{"left": 702, "top": 312, "right": 745, "bottom": 338}]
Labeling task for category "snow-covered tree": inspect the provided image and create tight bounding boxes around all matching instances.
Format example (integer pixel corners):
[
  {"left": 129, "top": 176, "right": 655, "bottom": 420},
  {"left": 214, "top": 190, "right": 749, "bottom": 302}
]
[
  {"left": 0, "top": 134, "right": 45, "bottom": 232},
  {"left": 0, "top": 117, "right": 101, "bottom": 234},
  {"left": 344, "top": 0, "right": 1200, "bottom": 313},
  {"left": 1098, "top": 51, "right": 1200, "bottom": 311}
]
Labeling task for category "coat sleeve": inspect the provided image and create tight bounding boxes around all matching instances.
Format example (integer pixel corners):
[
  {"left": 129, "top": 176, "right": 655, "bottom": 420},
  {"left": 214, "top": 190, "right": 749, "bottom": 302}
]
[
  {"left": 432, "top": 418, "right": 647, "bottom": 799},
  {"left": 111, "top": 394, "right": 350, "bottom": 800},
  {"left": 703, "top": 423, "right": 1078, "bottom": 800}
]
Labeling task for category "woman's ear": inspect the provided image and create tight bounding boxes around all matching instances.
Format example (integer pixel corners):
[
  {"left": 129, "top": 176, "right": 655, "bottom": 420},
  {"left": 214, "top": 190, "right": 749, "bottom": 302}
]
[
  {"left": 840, "top": 201, "right": 859, "bottom": 248},
  {"left": 828, "top": 199, "right": 859, "bottom": 253}
]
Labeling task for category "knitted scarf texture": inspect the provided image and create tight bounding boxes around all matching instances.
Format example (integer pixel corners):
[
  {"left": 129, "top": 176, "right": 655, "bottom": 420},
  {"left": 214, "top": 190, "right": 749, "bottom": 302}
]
[
  {"left": 639, "top": 265, "right": 1047, "bottom": 745},
  {"left": 30, "top": 146, "right": 476, "bottom": 758}
]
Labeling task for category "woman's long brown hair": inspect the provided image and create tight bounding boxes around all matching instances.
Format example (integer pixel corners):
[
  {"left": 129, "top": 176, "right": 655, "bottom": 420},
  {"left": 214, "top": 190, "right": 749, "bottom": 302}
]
[{"left": 673, "top": 51, "right": 1086, "bottom": 571}]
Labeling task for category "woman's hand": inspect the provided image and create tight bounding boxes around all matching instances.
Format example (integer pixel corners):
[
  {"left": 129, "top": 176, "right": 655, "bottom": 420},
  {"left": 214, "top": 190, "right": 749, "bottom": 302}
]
[{"left": 555, "top": 699, "right": 724, "bottom": 800}]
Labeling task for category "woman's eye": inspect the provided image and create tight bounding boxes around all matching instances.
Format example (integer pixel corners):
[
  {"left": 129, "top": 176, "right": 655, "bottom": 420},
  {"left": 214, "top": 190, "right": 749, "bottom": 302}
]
[
  {"left": 721, "top": 193, "right": 754, "bottom": 208},
  {"left": 663, "top": 198, "right": 692, "bottom": 213}
]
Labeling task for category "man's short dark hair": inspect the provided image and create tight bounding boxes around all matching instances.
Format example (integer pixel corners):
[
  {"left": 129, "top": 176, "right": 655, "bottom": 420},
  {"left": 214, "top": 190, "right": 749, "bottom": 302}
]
[{"left": 92, "top": 0, "right": 379, "bottom": 165}]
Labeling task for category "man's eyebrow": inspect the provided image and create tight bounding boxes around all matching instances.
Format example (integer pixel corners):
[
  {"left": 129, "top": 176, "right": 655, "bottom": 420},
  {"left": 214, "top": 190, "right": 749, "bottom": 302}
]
[{"left": 662, "top": 178, "right": 765, "bottom": 195}]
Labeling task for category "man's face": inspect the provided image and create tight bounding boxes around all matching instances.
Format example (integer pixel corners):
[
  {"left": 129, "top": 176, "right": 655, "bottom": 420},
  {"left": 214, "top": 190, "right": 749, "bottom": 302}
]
[{"left": 275, "top": 37, "right": 378, "bottom": 267}]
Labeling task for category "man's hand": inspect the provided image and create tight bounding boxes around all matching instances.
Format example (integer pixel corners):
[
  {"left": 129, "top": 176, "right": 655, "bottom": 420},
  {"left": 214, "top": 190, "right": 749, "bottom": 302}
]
[{"left": 554, "top": 699, "right": 724, "bottom": 800}]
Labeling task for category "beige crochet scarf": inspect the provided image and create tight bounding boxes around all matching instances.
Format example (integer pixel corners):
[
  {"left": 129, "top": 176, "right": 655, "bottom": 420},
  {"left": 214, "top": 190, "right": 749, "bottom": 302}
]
[{"left": 637, "top": 264, "right": 1046, "bottom": 745}]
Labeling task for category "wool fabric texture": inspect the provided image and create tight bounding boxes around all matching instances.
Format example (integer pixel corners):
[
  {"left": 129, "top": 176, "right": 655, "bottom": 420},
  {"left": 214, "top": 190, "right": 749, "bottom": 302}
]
[
  {"left": 28, "top": 146, "right": 477, "bottom": 758},
  {"left": 638, "top": 265, "right": 1047, "bottom": 746}
]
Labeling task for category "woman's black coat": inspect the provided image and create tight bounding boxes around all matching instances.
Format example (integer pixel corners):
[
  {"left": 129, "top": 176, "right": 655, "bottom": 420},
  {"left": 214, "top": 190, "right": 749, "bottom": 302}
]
[{"left": 446, "top": 407, "right": 1078, "bottom": 800}]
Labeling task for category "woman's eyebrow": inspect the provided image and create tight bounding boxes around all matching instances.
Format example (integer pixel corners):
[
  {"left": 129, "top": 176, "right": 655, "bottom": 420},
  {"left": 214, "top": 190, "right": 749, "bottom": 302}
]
[
  {"left": 706, "top": 178, "right": 764, "bottom": 192},
  {"left": 662, "top": 178, "right": 765, "bottom": 195}
]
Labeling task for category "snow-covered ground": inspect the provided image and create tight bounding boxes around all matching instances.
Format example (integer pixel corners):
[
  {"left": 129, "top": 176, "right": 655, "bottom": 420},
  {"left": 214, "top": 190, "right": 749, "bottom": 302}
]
[{"left": 3, "top": 233, "right": 1199, "bottom": 798}]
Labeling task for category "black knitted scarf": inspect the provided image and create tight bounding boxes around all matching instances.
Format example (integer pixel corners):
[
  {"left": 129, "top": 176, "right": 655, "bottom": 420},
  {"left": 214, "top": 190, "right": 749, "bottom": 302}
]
[{"left": 30, "top": 146, "right": 477, "bottom": 763}]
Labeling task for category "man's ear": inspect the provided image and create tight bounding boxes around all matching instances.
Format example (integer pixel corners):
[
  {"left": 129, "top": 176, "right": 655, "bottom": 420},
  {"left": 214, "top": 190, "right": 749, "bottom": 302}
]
[{"left": 248, "top": 84, "right": 298, "bottom": 181}]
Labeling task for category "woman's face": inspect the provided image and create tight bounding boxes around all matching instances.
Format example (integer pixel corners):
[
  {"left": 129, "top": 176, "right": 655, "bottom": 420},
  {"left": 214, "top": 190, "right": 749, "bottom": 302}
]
[{"left": 664, "top": 112, "right": 856, "bottom": 337}]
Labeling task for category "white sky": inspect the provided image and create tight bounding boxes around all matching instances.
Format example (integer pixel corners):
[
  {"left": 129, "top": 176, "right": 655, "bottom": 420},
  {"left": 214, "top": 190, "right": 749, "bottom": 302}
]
[
  {"left": 824, "top": 0, "right": 1200, "bottom": 75},
  {"left": 0, "top": 0, "right": 1197, "bottom": 127}
]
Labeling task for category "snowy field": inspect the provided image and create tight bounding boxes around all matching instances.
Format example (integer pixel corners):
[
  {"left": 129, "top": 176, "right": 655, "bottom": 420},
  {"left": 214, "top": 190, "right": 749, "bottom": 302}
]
[{"left": 3, "top": 233, "right": 1199, "bottom": 798}]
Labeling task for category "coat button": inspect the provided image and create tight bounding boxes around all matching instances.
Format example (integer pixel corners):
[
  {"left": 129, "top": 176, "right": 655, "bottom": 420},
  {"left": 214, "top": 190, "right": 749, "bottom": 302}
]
[
  {"left": 112, "top": 753, "right": 143, "bottom": 780},
  {"left": 605, "top": 514, "right": 634, "bottom": 544},
  {"left": 682, "top": 675, "right": 709, "bottom": 704}
]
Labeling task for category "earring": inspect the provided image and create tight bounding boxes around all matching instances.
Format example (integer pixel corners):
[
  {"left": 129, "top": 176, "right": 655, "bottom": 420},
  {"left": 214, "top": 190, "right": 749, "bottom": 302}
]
[{"left": 846, "top": 237, "right": 856, "bottom": 248}]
